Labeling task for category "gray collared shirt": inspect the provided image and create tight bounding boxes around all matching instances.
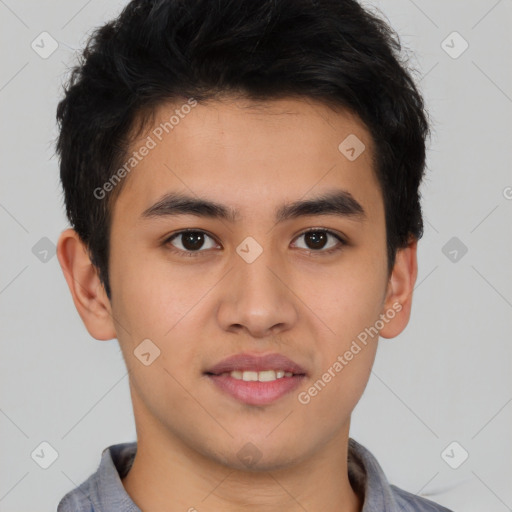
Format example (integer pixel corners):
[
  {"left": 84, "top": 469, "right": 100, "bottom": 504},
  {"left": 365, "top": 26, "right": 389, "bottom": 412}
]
[{"left": 57, "top": 438, "right": 453, "bottom": 511}]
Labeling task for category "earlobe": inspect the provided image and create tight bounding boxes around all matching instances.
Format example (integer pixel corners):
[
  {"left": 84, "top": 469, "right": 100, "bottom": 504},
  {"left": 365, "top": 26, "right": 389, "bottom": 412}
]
[
  {"left": 56, "top": 228, "right": 117, "bottom": 341},
  {"left": 379, "top": 237, "right": 418, "bottom": 339}
]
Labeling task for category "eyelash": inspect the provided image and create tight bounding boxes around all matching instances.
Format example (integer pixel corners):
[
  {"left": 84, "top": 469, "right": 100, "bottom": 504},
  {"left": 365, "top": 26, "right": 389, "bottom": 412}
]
[{"left": 163, "top": 228, "right": 347, "bottom": 258}]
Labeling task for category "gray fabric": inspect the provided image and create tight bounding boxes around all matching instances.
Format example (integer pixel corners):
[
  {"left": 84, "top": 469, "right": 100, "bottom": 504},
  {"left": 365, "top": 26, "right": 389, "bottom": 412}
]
[{"left": 57, "top": 438, "right": 453, "bottom": 511}]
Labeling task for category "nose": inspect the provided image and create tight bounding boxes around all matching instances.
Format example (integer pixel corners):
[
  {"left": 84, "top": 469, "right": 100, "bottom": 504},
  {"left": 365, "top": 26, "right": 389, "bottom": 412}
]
[{"left": 216, "top": 248, "right": 299, "bottom": 339}]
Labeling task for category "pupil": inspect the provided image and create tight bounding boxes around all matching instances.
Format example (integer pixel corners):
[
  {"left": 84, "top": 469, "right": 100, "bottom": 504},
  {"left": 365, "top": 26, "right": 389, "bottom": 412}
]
[
  {"left": 182, "top": 232, "right": 204, "bottom": 250},
  {"left": 306, "top": 231, "right": 326, "bottom": 250}
]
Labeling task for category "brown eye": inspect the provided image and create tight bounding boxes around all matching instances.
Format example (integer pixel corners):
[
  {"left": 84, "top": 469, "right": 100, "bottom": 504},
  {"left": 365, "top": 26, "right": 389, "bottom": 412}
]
[
  {"left": 304, "top": 231, "right": 328, "bottom": 250},
  {"left": 166, "top": 230, "right": 219, "bottom": 254},
  {"left": 292, "top": 229, "right": 345, "bottom": 253}
]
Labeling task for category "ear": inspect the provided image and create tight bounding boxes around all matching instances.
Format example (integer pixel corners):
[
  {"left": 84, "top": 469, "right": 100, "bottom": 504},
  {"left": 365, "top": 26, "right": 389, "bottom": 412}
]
[
  {"left": 379, "top": 237, "right": 418, "bottom": 339},
  {"left": 56, "top": 228, "right": 116, "bottom": 341}
]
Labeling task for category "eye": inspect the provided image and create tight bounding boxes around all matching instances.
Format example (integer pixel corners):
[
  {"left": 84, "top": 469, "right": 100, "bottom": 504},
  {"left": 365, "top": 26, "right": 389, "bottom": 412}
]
[
  {"left": 165, "top": 230, "right": 220, "bottom": 256},
  {"left": 164, "top": 228, "right": 346, "bottom": 257},
  {"left": 291, "top": 228, "right": 346, "bottom": 254}
]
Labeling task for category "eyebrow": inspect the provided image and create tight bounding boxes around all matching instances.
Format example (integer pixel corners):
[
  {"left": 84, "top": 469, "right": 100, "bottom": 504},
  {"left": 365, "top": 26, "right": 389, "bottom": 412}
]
[{"left": 141, "top": 189, "right": 366, "bottom": 223}]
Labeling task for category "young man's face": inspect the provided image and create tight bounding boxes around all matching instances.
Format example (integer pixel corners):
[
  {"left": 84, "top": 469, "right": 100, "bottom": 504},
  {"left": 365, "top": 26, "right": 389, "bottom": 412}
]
[{"left": 59, "top": 96, "right": 416, "bottom": 472}]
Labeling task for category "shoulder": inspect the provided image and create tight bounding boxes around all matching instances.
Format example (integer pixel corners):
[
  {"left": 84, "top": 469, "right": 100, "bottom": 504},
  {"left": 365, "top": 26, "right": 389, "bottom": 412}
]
[
  {"left": 390, "top": 484, "right": 454, "bottom": 512},
  {"left": 348, "top": 438, "right": 454, "bottom": 512},
  {"left": 56, "top": 442, "right": 138, "bottom": 512},
  {"left": 57, "top": 477, "right": 95, "bottom": 512}
]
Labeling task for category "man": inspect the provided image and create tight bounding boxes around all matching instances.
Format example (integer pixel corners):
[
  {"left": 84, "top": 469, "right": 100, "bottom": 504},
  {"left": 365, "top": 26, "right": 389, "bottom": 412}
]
[{"left": 55, "top": 0, "right": 452, "bottom": 510}]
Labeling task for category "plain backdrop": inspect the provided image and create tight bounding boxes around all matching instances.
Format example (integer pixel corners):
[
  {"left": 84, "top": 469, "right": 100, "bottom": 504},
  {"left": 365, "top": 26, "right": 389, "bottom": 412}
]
[{"left": 1, "top": 1, "right": 511, "bottom": 511}]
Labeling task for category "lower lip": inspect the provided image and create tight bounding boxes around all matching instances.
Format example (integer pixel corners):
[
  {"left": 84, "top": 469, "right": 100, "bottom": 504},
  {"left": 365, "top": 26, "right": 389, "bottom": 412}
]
[{"left": 206, "top": 374, "right": 305, "bottom": 405}]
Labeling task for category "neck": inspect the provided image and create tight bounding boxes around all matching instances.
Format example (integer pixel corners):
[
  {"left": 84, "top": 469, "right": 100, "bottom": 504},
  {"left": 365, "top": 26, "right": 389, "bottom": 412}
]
[
  {"left": 123, "top": 431, "right": 362, "bottom": 512},
  {"left": 122, "top": 388, "right": 362, "bottom": 512}
]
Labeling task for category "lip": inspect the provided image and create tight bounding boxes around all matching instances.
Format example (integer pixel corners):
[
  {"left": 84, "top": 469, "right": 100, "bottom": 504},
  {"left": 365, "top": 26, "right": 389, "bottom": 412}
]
[
  {"left": 204, "top": 352, "right": 307, "bottom": 406},
  {"left": 207, "top": 373, "right": 305, "bottom": 405},
  {"left": 204, "top": 352, "right": 307, "bottom": 376}
]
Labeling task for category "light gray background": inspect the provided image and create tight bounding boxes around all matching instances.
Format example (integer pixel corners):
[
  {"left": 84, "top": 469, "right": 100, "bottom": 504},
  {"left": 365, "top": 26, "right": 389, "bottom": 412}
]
[{"left": 1, "top": 1, "right": 511, "bottom": 511}]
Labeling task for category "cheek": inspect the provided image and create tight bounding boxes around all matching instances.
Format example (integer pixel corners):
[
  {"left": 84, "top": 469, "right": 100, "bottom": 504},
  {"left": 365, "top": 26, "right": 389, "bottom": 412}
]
[
  {"left": 299, "top": 346, "right": 376, "bottom": 433},
  {"left": 111, "top": 249, "right": 203, "bottom": 339},
  {"left": 110, "top": 255, "right": 201, "bottom": 403},
  {"left": 300, "top": 255, "right": 385, "bottom": 396},
  {"left": 109, "top": 251, "right": 212, "bottom": 393},
  {"left": 300, "top": 282, "right": 380, "bottom": 421},
  {"left": 305, "top": 258, "right": 386, "bottom": 339}
]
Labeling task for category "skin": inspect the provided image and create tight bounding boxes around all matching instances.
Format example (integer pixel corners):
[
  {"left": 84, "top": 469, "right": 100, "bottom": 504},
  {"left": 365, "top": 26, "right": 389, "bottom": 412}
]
[{"left": 57, "top": 96, "right": 417, "bottom": 512}]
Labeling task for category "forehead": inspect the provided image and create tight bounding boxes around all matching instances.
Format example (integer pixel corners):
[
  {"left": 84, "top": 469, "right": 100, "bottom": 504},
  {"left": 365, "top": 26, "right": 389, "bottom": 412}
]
[{"left": 112, "top": 96, "right": 383, "bottom": 225}]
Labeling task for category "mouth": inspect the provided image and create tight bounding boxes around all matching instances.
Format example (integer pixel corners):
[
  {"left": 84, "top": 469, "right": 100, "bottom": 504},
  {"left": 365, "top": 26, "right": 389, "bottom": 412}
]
[
  {"left": 206, "top": 369, "right": 302, "bottom": 381},
  {"left": 204, "top": 352, "right": 307, "bottom": 406}
]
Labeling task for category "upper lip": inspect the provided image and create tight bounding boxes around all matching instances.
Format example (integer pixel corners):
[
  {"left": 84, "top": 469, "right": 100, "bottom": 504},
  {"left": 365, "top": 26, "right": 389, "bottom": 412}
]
[{"left": 205, "top": 352, "right": 307, "bottom": 376}]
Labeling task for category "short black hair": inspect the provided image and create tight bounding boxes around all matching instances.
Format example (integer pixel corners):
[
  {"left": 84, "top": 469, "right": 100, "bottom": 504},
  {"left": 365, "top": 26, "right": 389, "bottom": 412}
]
[{"left": 56, "top": 0, "right": 430, "bottom": 300}]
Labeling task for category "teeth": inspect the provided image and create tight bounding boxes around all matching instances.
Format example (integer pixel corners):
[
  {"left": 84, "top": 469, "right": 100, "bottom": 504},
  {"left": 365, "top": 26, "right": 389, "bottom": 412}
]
[
  {"left": 242, "top": 371, "right": 259, "bottom": 381},
  {"left": 222, "top": 370, "right": 295, "bottom": 381}
]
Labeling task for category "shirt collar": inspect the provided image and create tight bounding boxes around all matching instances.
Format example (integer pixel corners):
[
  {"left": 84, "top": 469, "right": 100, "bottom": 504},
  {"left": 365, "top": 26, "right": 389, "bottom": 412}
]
[{"left": 348, "top": 437, "right": 400, "bottom": 510}]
